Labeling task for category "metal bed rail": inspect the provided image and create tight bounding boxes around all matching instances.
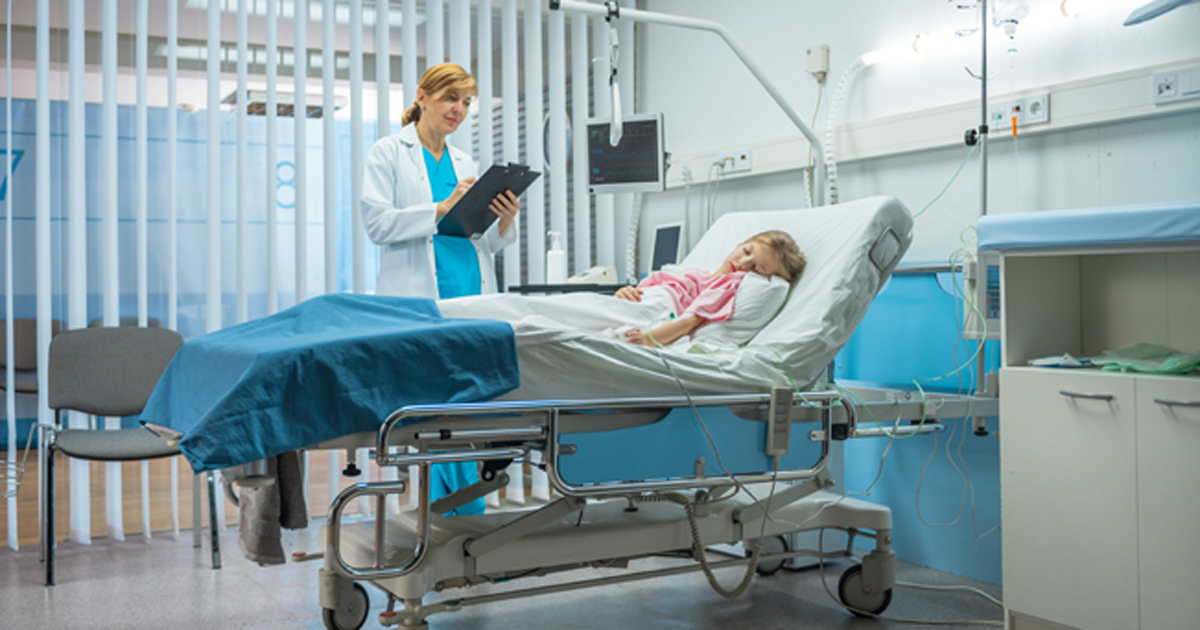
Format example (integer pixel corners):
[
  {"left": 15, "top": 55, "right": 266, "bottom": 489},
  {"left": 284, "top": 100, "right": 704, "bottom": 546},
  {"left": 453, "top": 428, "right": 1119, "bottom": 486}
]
[{"left": 327, "top": 390, "right": 850, "bottom": 581}]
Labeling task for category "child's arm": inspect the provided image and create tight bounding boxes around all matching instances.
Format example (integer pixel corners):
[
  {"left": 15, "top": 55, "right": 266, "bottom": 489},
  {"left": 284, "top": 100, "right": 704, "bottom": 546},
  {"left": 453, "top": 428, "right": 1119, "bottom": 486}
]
[
  {"left": 625, "top": 315, "right": 705, "bottom": 347},
  {"left": 614, "top": 286, "right": 643, "bottom": 302}
]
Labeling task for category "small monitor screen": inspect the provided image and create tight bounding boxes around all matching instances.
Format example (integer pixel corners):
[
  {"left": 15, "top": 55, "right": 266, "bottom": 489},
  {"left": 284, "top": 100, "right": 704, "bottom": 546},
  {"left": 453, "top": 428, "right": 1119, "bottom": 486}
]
[
  {"left": 651, "top": 223, "right": 682, "bottom": 272},
  {"left": 587, "top": 113, "right": 664, "bottom": 194}
]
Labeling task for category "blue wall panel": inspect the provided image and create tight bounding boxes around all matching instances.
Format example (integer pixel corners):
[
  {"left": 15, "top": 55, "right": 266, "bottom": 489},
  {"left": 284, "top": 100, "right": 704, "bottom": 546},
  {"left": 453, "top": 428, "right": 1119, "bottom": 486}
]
[{"left": 834, "top": 273, "right": 1002, "bottom": 585}]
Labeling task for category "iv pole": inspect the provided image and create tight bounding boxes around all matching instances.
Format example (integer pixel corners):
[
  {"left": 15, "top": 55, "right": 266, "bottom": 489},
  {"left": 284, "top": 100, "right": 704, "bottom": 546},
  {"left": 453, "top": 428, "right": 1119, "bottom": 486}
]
[
  {"left": 979, "top": 0, "right": 988, "bottom": 220},
  {"left": 549, "top": 0, "right": 827, "bottom": 207},
  {"left": 969, "top": 0, "right": 992, "bottom": 430}
]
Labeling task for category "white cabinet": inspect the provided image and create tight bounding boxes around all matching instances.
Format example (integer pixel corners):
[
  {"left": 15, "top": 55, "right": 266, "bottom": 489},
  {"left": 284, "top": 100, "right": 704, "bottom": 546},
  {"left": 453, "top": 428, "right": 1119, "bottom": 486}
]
[
  {"left": 1000, "top": 369, "right": 1139, "bottom": 630},
  {"left": 1135, "top": 377, "right": 1200, "bottom": 630},
  {"left": 998, "top": 246, "right": 1200, "bottom": 630}
]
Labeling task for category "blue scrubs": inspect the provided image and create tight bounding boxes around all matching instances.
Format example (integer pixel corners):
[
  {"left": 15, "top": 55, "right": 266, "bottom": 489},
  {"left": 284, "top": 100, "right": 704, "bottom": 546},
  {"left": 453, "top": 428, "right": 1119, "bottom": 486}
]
[
  {"left": 424, "top": 146, "right": 486, "bottom": 516},
  {"left": 427, "top": 148, "right": 482, "bottom": 300}
]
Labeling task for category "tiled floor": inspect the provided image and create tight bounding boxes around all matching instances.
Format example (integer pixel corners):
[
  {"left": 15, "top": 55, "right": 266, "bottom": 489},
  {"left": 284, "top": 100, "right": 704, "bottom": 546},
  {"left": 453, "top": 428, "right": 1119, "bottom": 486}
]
[{"left": 0, "top": 522, "right": 1004, "bottom": 629}]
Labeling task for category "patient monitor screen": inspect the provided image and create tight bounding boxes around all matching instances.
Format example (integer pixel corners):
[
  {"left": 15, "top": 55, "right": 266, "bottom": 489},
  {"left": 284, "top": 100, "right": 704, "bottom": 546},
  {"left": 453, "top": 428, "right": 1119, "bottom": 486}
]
[
  {"left": 651, "top": 224, "right": 681, "bottom": 271},
  {"left": 587, "top": 113, "right": 664, "bottom": 194}
]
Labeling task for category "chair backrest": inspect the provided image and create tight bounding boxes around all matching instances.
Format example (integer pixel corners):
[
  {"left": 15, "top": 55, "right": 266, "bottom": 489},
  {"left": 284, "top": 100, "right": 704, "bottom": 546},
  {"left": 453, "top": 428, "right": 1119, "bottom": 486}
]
[
  {"left": 48, "top": 327, "right": 184, "bottom": 417},
  {"left": 87, "top": 316, "right": 164, "bottom": 329},
  {"left": 0, "top": 318, "right": 65, "bottom": 370}
]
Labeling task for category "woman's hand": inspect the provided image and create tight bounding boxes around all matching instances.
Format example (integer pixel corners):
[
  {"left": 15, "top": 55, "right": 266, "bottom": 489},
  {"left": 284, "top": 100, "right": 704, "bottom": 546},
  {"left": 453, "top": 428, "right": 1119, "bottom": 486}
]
[
  {"left": 614, "top": 286, "right": 642, "bottom": 302},
  {"left": 490, "top": 189, "right": 521, "bottom": 237},
  {"left": 436, "top": 176, "right": 477, "bottom": 218}
]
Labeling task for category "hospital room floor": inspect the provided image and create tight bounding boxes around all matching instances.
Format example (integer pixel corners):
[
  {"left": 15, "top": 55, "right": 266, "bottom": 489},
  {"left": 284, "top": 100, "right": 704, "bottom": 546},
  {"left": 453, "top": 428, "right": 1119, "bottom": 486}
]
[{"left": 0, "top": 523, "right": 1004, "bottom": 629}]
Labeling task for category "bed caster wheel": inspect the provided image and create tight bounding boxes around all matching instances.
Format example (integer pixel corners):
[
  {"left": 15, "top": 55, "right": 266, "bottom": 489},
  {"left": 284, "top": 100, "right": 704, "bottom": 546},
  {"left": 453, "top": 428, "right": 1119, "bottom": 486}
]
[
  {"left": 322, "top": 582, "right": 370, "bottom": 630},
  {"left": 837, "top": 564, "right": 892, "bottom": 617},
  {"left": 746, "top": 535, "right": 789, "bottom": 576}
]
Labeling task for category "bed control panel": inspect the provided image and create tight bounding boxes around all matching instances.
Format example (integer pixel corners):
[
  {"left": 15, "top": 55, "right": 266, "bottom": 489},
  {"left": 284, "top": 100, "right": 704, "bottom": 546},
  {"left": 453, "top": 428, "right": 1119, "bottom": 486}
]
[{"left": 766, "top": 387, "right": 793, "bottom": 458}]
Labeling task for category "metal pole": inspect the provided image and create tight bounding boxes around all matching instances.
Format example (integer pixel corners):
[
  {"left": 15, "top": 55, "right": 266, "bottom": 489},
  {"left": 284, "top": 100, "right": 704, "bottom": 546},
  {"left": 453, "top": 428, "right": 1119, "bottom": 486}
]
[
  {"left": 976, "top": 0, "right": 989, "bottom": 403},
  {"left": 980, "top": 0, "right": 988, "bottom": 219},
  {"left": 550, "top": 0, "right": 826, "bottom": 206}
]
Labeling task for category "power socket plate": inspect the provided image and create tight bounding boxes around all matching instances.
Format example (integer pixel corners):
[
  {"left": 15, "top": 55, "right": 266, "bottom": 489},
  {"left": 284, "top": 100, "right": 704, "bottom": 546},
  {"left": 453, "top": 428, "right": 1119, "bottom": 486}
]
[
  {"left": 989, "top": 93, "right": 1050, "bottom": 132},
  {"left": 1153, "top": 65, "right": 1200, "bottom": 106},
  {"left": 716, "top": 149, "right": 752, "bottom": 174}
]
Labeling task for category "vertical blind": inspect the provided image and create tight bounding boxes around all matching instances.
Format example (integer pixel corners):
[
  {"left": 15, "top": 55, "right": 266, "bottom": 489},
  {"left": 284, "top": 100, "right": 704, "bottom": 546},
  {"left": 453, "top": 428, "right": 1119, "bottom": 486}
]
[{"left": 3, "top": 0, "right": 630, "bottom": 551}]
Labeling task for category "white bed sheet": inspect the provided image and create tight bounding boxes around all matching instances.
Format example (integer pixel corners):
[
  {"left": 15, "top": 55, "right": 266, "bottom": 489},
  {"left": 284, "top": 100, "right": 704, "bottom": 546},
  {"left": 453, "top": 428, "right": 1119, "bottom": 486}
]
[{"left": 438, "top": 195, "right": 913, "bottom": 400}]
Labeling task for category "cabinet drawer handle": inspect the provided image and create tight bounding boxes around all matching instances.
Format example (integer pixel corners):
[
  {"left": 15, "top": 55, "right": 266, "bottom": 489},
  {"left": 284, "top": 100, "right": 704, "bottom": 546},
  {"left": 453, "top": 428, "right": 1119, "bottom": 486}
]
[
  {"left": 1059, "top": 390, "right": 1114, "bottom": 402},
  {"left": 1154, "top": 398, "right": 1200, "bottom": 408}
]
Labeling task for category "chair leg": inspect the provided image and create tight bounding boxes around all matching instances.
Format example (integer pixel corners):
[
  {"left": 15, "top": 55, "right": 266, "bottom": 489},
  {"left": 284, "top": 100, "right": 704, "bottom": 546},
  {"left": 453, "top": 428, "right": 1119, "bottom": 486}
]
[
  {"left": 192, "top": 475, "right": 202, "bottom": 549},
  {"left": 43, "top": 441, "right": 56, "bottom": 587},
  {"left": 207, "top": 471, "right": 222, "bottom": 570}
]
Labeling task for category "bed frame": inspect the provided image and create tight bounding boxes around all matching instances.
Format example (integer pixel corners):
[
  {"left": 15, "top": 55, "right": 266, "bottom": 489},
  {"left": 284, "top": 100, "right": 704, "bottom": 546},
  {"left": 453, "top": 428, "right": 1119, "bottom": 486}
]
[{"left": 305, "top": 387, "right": 997, "bottom": 629}]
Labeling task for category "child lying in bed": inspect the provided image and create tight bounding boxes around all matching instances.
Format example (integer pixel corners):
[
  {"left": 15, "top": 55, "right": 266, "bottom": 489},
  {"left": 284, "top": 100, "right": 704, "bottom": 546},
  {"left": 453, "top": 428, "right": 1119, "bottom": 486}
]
[{"left": 615, "top": 229, "right": 806, "bottom": 347}]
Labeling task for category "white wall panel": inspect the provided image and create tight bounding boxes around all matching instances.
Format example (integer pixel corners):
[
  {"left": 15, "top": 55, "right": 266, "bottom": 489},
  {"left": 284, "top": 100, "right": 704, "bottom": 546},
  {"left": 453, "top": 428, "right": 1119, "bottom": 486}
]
[
  {"left": 523, "top": 0, "right": 545, "bottom": 284},
  {"left": 547, "top": 10, "right": 568, "bottom": 266},
  {"left": 427, "top": 0, "right": 445, "bottom": 68},
  {"left": 352, "top": 0, "right": 365, "bottom": 293},
  {"left": 571, "top": 13, "right": 590, "bottom": 275},
  {"left": 66, "top": 0, "right": 90, "bottom": 546},
  {"left": 322, "top": 0, "right": 337, "bottom": 296},
  {"left": 266, "top": 0, "right": 280, "bottom": 314},
  {"left": 501, "top": 0, "right": 520, "bottom": 287},
  {"left": 293, "top": 0, "right": 308, "bottom": 304}
]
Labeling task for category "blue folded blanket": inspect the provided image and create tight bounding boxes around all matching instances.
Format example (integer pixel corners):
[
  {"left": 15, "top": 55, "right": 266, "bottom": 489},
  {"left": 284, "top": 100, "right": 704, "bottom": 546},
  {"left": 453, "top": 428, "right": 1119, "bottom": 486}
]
[{"left": 141, "top": 293, "right": 519, "bottom": 472}]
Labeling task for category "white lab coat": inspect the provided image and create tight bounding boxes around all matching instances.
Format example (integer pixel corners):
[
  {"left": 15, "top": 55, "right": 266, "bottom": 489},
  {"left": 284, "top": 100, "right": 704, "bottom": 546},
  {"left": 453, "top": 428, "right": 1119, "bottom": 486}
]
[{"left": 361, "top": 124, "right": 515, "bottom": 298}]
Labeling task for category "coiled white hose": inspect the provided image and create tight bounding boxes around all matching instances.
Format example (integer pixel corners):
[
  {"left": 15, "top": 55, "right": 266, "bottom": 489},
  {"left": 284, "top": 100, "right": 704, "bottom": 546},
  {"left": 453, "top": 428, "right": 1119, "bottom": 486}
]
[
  {"left": 625, "top": 192, "right": 643, "bottom": 284},
  {"left": 824, "top": 57, "right": 866, "bottom": 206}
]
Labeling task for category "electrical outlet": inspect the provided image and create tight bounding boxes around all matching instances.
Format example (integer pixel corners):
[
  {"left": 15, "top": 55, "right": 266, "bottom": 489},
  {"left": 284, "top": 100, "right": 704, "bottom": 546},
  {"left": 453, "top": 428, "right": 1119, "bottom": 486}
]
[
  {"left": 1155, "top": 72, "right": 1177, "bottom": 101},
  {"left": 1023, "top": 93, "right": 1050, "bottom": 124},
  {"left": 1153, "top": 65, "right": 1200, "bottom": 105},
  {"left": 716, "top": 149, "right": 752, "bottom": 174},
  {"left": 988, "top": 93, "right": 1050, "bottom": 132}
]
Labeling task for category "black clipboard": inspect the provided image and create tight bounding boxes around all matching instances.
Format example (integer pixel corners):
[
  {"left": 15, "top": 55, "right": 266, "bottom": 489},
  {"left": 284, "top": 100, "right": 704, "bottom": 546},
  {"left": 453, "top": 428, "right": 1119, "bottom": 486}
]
[{"left": 436, "top": 163, "right": 541, "bottom": 237}]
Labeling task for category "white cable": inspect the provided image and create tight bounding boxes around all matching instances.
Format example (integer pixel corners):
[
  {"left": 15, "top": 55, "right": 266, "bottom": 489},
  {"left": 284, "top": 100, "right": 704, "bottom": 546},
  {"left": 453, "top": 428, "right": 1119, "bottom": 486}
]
[
  {"left": 704, "top": 162, "right": 724, "bottom": 231},
  {"left": 823, "top": 57, "right": 865, "bottom": 206},
  {"left": 625, "top": 192, "right": 643, "bottom": 283},
  {"left": 803, "top": 161, "right": 813, "bottom": 208},
  {"left": 896, "top": 579, "right": 1004, "bottom": 607},
  {"left": 909, "top": 241, "right": 1000, "bottom": 539},
  {"left": 680, "top": 169, "right": 692, "bottom": 254},
  {"left": 915, "top": 418, "right": 967, "bottom": 528}
]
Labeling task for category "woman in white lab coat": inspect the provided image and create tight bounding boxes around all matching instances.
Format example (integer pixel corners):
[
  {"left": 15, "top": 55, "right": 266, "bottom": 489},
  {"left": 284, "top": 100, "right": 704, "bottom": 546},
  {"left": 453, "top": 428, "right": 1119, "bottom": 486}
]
[
  {"left": 361, "top": 62, "right": 520, "bottom": 298},
  {"left": 361, "top": 63, "right": 521, "bottom": 515}
]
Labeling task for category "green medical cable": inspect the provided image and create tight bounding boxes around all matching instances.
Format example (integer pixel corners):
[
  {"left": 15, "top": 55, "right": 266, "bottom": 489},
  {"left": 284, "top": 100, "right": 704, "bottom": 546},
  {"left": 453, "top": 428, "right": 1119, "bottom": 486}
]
[{"left": 912, "top": 143, "right": 978, "bottom": 219}]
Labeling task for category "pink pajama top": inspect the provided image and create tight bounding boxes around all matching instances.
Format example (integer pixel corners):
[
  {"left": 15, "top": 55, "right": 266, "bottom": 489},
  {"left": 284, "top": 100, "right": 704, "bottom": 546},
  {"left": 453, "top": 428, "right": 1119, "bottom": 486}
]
[{"left": 637, "top": 268, "right": 745, "bottom": 323}]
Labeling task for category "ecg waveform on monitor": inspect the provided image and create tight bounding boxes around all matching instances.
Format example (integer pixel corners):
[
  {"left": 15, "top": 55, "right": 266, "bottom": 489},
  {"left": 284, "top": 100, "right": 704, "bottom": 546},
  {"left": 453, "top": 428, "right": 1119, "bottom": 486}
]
[{"left": 588, "top": 119, "right": 660, "bottom": 186}]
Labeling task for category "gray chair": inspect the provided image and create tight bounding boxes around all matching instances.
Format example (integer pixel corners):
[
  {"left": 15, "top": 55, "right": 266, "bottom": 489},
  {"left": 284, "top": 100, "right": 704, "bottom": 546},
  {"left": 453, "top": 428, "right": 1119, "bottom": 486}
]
[
  {"left": 0, "top": 318, "right": 65, "bottom": 394},
  {"left": 43, "top": 326, "right": 221, "bottom": 586},
  {"left": 87, "top": 316, "right": 164, "bottom": 329}
]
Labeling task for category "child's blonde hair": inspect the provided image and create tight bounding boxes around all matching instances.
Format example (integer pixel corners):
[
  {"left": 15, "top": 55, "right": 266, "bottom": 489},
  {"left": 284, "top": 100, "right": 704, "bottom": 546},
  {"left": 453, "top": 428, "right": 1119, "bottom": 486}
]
[{"left": 746, "top": 230, "right": 806, "bottom": 284}]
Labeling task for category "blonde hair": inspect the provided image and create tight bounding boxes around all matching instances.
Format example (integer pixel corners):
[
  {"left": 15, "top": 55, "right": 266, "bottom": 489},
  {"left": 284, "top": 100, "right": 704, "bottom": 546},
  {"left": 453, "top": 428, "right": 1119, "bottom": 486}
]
[
  {"left": 402, "top": 63, "right": 478, "bottom": 126},
  {"left": 746, "top": 230, "right": 806, "bottom": 284}
]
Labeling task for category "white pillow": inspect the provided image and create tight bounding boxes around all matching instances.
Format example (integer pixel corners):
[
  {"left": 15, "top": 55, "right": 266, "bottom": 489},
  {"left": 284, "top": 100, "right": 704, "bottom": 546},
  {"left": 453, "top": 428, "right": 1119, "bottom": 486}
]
[{"left": 687, "top": 272, "right": 790, "bottom": 352}]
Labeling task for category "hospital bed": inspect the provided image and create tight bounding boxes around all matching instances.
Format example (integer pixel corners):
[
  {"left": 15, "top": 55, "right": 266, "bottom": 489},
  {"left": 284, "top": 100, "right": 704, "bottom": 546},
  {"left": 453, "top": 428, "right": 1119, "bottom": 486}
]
[
  {"left": 307, "top": 196, "right": 916, "bottom": 629},
  {"left": 143, "top": 196, "right": 998, "bottom": 629}
]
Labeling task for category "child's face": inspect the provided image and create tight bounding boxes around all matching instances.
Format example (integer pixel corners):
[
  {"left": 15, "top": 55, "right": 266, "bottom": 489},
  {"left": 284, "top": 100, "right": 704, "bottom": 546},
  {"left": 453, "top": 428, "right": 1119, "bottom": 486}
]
[{"left": 718, "top": 239, "right": 780, "bottom": 277}]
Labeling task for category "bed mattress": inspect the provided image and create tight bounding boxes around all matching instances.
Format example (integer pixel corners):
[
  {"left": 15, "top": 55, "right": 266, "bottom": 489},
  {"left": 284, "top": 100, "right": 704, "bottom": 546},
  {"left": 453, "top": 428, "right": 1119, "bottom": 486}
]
[{"left": 440, "top": 195, "right": 913, "bottom": 400}]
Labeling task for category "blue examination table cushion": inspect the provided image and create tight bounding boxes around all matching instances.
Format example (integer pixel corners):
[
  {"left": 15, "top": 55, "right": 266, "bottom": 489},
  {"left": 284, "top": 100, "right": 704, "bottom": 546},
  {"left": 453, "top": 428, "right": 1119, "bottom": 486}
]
[
  {"left": 141, "top": 293, "right": 519, "bottom": 472},
  {"left": 977, "top": 199, "right": 1200, "bottom": 251}
]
